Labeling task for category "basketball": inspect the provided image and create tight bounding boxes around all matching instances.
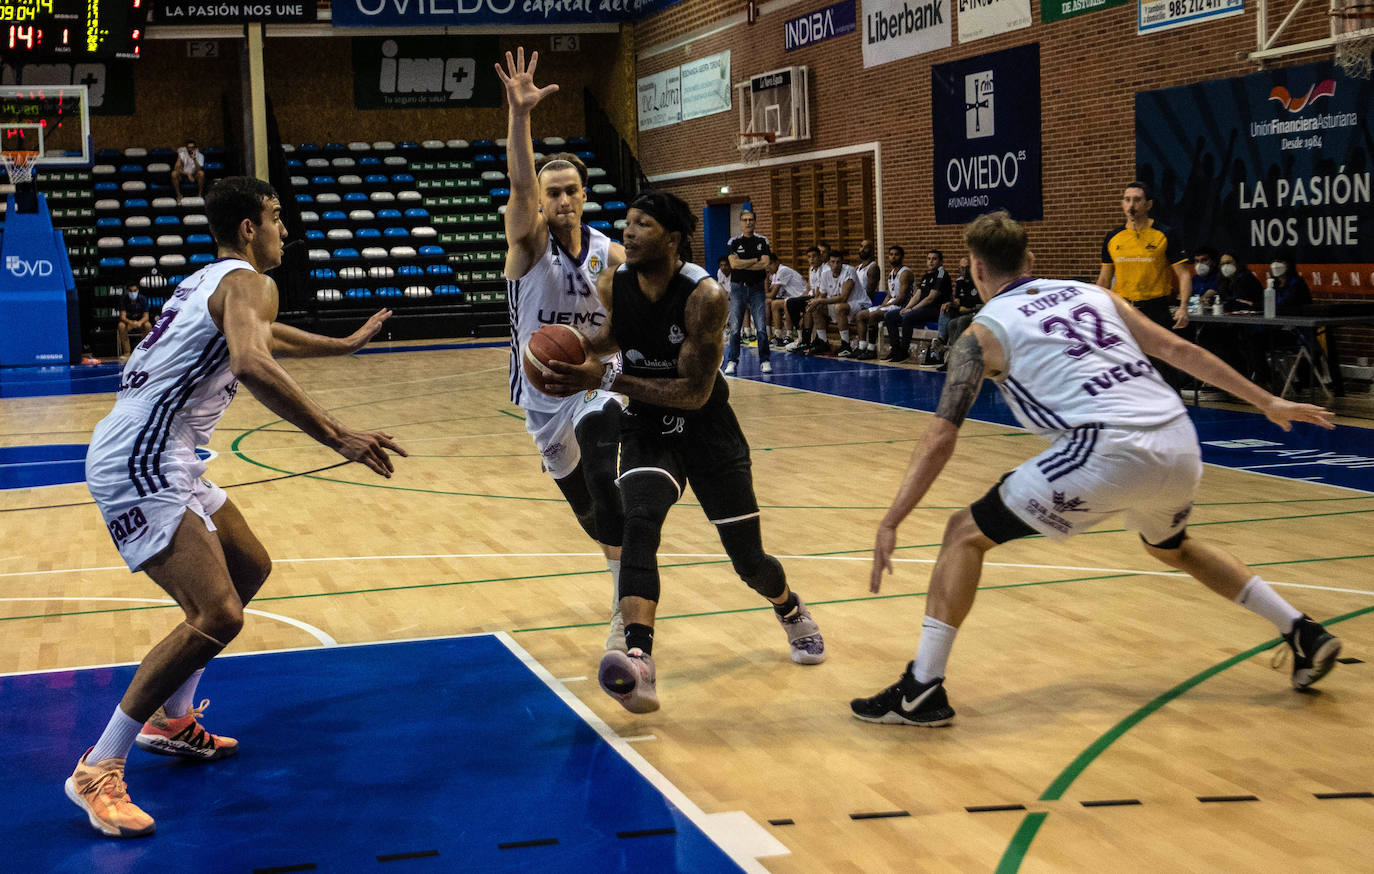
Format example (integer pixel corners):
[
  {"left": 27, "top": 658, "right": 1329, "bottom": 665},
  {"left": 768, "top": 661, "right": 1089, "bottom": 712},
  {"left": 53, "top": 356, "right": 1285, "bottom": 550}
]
[{"left": 522, "top": 324, "right": 587, "bottom": 395}]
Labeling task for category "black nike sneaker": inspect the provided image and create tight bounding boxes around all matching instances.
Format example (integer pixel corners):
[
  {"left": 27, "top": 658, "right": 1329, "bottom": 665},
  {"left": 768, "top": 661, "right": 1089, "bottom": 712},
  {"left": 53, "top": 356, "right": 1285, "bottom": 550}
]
[
  {"left": 1281, "top": 615, "right": 1342, "bottom": 690},
  {"left": 850, "top": 661, "right": 955, "bottom": 726}
]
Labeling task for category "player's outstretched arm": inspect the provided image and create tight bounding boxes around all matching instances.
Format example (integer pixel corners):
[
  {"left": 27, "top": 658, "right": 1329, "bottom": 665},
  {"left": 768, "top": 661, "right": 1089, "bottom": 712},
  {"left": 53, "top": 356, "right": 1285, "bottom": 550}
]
[
  {"left": 871, "top": 326, "right": 997, "bottom": 593},
  {"left": 215, "top": 273, "right": 407, "bottom": 477},
  {"left": 496, "top": 47, "right": 558, "bottom": 276},
  {"left": 270, "top": 309, "right": 392, "bottom": 358},
  {"left": 1108, "top": 292, "right": 1335, "bottom": 432}
]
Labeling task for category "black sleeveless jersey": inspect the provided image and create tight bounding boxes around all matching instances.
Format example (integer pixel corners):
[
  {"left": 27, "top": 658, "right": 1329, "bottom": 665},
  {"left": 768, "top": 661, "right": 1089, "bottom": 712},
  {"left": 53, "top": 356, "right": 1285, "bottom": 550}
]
[{"left": 610, "top": 260, "right": 729, "bottom": 418}]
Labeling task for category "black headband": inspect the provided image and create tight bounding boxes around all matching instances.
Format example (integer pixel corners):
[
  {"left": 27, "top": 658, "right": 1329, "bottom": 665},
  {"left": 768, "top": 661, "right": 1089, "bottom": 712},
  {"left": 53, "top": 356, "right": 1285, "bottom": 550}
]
[{"left": 629, "top": 194, "right": 691, "bottom": 237}]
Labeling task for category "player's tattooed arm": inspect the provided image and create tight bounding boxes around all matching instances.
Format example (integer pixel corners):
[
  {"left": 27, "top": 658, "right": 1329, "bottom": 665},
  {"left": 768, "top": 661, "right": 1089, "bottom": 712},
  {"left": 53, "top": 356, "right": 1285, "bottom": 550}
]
[{"left": 934, "top": 330, "right": 987, "bottom": 427}]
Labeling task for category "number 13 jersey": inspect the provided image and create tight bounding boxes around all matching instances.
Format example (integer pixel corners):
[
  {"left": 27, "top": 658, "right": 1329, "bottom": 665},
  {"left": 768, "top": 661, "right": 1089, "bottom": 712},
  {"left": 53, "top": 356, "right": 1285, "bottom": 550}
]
[{"left": 972, "top": 278, "right": 1184, "bottom": 438}]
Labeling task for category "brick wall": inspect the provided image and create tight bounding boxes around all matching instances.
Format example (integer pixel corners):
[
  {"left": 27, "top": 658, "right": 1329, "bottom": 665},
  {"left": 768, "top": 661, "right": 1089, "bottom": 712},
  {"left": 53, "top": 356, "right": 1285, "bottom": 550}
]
[{"left": 633, "top": 1, "right": 1374, "bottom": 365}]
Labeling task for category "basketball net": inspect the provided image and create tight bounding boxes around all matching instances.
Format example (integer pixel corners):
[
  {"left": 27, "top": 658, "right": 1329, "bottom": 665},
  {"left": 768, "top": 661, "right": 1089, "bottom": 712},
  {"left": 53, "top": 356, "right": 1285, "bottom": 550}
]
[
  {"left": 1, "top": 151, "right": 39, "bottom": 186},
  {"left": 1332, "top": 0, "right": 1374, "bottom": 79},
  {"left": 739, "top": 132, "right": 775, "bottom": 167}
]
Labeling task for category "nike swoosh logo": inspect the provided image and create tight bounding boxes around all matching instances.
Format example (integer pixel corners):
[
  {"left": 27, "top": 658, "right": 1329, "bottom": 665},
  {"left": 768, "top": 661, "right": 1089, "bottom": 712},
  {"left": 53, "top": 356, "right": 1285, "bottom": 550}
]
[{"left": 901, "top": 685, "right": 938, "bottom": 712}]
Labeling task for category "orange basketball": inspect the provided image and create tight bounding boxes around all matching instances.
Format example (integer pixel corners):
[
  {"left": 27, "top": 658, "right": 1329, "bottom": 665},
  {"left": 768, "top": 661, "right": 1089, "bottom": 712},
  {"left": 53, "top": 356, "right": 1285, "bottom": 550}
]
[{"left": 522, "top": 324, "right": 587, "bottom": 395}]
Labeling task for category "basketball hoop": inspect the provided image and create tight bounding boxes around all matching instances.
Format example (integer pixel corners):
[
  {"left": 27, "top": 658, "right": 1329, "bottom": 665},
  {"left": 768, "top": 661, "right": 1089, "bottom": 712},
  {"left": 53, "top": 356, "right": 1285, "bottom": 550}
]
[
  {"left": 1, "top": 150, "right": 39, "bottom": 186},
  {"left": 1332, "top": 0, "right": 1374, "bottom": 79},
  {"left": 738, "top": 131, "right": 775, "bottom": 167}
]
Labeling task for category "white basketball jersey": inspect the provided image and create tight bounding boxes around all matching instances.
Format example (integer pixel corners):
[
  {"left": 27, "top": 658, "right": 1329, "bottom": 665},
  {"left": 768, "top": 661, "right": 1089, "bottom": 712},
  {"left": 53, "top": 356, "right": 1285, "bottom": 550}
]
[
  {"left": 974, "top": 278, "right": 1184, "bottom": 437},
  {"left": 819, "top": 264, "right": 869, "bottom": 308},
  {"left": 771, "top": 264, "right": 807, "bottom": 299},
  {"left": 854, "top": 259, "right": 876, "bottom": 301},
  {"left": 109, "top": 258, "right": 248, "bottom": 447},
  {"left": 507, "top": 224, "right": 613, "bottom": 413},
  {"left": 888, "top": 266, "right": 911, "bottom": 304}
]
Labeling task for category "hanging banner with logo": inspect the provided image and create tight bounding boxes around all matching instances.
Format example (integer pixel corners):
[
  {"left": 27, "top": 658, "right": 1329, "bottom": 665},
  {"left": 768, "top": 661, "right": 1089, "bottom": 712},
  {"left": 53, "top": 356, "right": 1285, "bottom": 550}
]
[
  {"left": 637, "top": 67, "right": 681, "bottom": 131},
  {"left": 1040, "top": 0, "right": 1126, "bottom": 22},
  {"left": 958, "top": 0, "right": 1030, "bottom": 42},
  {"left": 1, "top": 62, "right": 134, "bottom": 115},
  {"left": 1138, "top": 0, "right": 1242, "bottom": 33},
  {"left": 931, "top": 43, "right": 1041, "bottom": 224},
  {"left": 680, "top": 51, "right": 732, "bottom": 121},
  {"left": 352, "top": 36, "right": 501, "bottom": 110},
  {"left": 1135, "top": 62, "right": 1374, "bottom": 294},
  {"left": 333, "top": 0, "right": 684, "bottom": 26},
  {"left": 862, "top": 0, "right": 952, "bottom": 68},
  {"left": 786, "top": 0, "right": 858, "bottom": 51}
]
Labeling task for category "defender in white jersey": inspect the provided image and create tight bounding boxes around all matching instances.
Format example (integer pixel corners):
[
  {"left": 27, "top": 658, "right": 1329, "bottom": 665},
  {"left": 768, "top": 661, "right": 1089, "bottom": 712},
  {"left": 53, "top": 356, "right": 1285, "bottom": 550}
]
[
  {"left": 68, "top": 178, "right": 405, "bottom": 839},
  {"left": 852, "top": 210, "right": 1340, "bottom": 728},
  {"left": 497, "top": 48, "right": 628, "bottom": 650}
]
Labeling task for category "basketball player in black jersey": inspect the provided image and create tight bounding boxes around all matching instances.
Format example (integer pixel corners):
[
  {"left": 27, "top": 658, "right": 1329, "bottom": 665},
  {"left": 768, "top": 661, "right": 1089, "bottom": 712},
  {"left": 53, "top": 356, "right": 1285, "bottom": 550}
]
[{"left": 543, "top": 191, "right": 825, "bottom": 714}]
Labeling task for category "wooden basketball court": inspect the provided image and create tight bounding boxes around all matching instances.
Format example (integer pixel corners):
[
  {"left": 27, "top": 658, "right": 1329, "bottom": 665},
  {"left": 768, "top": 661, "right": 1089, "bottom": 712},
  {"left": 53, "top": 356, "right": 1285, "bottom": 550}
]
[{"left": 2, "top": 343, "right": 1370, "bottom": 871}]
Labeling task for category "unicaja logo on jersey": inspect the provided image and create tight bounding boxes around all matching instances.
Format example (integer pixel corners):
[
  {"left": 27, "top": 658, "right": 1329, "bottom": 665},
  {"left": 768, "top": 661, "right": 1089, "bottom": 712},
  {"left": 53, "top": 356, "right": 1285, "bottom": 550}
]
[
  {"left": 965, "top": 70, "right": 994, "bottom": 139},
  {"left": 668, "top": 324, "right": 685, "bottom": 344}
]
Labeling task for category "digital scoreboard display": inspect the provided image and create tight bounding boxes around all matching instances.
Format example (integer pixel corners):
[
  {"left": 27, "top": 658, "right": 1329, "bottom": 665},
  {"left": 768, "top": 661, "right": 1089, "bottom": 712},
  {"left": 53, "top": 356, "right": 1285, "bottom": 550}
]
[{"left": 1, "top": 0, "right": 146, "bottom": 60}]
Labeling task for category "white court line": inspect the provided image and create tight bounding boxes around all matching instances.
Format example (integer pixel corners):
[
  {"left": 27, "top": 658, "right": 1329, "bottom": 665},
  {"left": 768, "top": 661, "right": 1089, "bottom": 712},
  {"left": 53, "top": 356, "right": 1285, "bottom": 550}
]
[
  {"left": 2, "top": 552, "right": 1372, "bottom": 598},
  {"left": 0, "top": 596, "right": 336, "bottom": 646},
  {"left": 497, "top": 632, "right": 785, "bottom": 872},
  {"left": 622, "top": 735, "right": 657, "bottom": 743}
]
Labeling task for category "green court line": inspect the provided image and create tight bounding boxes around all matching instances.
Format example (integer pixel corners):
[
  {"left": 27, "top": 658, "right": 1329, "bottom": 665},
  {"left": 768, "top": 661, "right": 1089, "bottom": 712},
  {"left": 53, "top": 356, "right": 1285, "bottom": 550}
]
[
  {"left": 994, "top": 601, "right": 1374, "bottom": 872},
  {"left": 497, "top": 408, "right": 526, "bottom": 421}
]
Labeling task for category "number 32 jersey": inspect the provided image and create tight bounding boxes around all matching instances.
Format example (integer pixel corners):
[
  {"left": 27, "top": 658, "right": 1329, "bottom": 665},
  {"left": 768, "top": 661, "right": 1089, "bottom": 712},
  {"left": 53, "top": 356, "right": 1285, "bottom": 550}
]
[
  {"left": 111, "top": 258, "right": 250, "bottom": 447},
  {"left": 972, "top": 277, "right": 1184, "bottom": 438}
]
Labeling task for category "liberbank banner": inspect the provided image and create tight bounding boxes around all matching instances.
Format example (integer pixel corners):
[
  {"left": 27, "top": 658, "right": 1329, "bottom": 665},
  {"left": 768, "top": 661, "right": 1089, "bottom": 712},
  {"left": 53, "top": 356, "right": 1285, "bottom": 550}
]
[
  {"left": 1136, "top": 62, "right": 1374, "bottom": 294},
  {"left": 333, "top": 0, "right": 683, "bottom": 27},
  {"left": 862, "top": 0, "right": 952, "bottom": 68},
  {"left": 931, "top": 43, "right": 1041, "bottom": 223}
]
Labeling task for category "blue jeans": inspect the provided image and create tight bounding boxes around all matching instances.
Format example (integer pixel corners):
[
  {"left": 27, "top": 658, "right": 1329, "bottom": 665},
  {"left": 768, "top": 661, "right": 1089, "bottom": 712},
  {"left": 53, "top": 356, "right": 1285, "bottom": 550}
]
[{"left": 727, "top": 282, "right": 769, "bottom": 364}]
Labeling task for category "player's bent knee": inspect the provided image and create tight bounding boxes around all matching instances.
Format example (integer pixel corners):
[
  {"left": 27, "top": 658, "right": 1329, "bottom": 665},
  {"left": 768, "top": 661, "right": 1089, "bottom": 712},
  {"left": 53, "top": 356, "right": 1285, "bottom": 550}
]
[
  {"left": 1141, "top": 530, "right": 1189, "bottom": 566},
  {"left": 189, "top": 599, "right": 244, "bottom": 645}
]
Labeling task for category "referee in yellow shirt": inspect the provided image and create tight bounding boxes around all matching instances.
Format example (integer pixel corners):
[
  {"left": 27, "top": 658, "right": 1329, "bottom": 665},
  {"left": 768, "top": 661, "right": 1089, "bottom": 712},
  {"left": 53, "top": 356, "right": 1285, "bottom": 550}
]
[{"left": 1096, "top": 181, "right": 1192, "bottom": 332}]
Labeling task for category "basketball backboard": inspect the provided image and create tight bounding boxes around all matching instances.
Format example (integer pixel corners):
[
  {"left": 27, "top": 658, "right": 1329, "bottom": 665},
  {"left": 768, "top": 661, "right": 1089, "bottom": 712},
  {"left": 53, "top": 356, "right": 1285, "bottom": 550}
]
[
  {"left": 0, "top": 85, "right": 92, "bottom": 166},
  {"left": 734, "top": 66, "right": 810, "bottom": 147}
]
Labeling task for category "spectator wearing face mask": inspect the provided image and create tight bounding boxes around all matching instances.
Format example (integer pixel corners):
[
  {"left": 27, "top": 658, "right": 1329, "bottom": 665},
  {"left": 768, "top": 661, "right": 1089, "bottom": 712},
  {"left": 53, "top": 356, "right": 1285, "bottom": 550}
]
[
  {"left": 1207, "top": 252, "right": 1262, "bottom": 312},
  {"left": 1265, "top": 250, "right": 1312, "bottom": 312},
  {"left": 1192, "top": 247, "right": 1220, "bottom": 300}
]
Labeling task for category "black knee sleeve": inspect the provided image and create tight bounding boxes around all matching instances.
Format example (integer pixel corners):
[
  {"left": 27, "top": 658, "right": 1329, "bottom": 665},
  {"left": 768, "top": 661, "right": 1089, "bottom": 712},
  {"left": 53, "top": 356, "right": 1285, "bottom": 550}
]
[
  {"left": 617, "top": 473, "right": 678, "bottom": 603},
  {"left": 574, "top": 403, "right": 625, "bottom": 547},
  {"left": 717, "top": 516, "right": 787, "bottom": 600}
]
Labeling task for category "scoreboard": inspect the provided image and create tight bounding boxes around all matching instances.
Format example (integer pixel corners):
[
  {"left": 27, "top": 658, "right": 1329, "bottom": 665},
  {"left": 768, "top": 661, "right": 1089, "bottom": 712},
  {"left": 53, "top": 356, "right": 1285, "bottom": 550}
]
[{"left": 1, "top": 0, "right": 146, "bottom": 60}]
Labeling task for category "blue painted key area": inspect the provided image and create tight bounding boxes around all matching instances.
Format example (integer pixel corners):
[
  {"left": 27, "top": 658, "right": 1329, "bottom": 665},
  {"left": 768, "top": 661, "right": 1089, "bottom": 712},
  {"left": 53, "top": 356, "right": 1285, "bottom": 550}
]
[
  {"left": 0, "top": 635, "right": 745, "bottom": 873},
  {"left": 0, "top": 362, "right": 123, "bottom": 398}
]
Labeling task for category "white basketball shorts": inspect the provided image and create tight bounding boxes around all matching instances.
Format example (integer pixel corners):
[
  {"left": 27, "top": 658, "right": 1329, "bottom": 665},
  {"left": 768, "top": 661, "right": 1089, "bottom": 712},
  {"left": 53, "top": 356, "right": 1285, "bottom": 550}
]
[
  {"left": 86, "top": 407, "right": 228, "bottom": 572},
  {"left": 996, "top": 415, "right": 1202, "bottom": 544},
  {"left": 524, "top": 389, "right": 624, "bottom": 480}
]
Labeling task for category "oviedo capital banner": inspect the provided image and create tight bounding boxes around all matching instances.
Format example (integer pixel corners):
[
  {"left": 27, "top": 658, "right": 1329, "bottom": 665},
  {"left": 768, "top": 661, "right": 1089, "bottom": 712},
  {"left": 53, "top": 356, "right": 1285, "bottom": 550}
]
[
  {"left": 332, "top": 0, "right": 683, "bottom": 27},
  {"left": 931, "top": 42, "right": 1042, "bottom": 224},
  {"left": 1136, "top": 62, "right": 1374, "bottom": 295}
]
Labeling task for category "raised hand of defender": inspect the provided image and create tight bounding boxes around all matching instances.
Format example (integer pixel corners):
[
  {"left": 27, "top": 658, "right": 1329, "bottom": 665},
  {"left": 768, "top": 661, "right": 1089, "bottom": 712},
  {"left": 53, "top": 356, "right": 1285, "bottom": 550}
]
[
  {"left": 1262, "top": 398, "right": 1336, "bottom": 432},
  {"left": 346, "top": 309, "right": 392, "bottom": 352},
  {"left": 494, "top": 47, "right": 558, "bottom": 114},
  {"left": 334, "top": 428, "right": 408, "bottom": 478},
  {"left": 870, "top": 524, "right": 897, "bottom": 593}
]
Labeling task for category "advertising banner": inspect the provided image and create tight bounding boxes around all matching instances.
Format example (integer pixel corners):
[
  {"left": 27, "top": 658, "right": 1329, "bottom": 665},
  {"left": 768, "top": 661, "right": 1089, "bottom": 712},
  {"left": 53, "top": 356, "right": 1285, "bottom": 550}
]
[
  {"left": 681, "top": 51, "right": 732, "bottom": 121},
  {"left": 352, "top": 36, "right": 501, "bottom": 110},
  {"left": 1135, "top": 62, "right": 1374, "bottom": 294},
  {"left": 332, "top": 0, "right": 684, "bottom": 27},
  {"left": 154, "top": 0, "right": 316, "bottom": 23},
  {"left": 931, "top": 42, "right": 1041, "bottom": 223},
  {"left": 785, "top": 0, "right": 858, "bottom": 51},
  {"left": 1040, "top": 0, "right": 1125, "bottom": 21},
  {"left": 1138, "top": 0, "right": 1242, "bottom": 34},
  {"left": 637, "top": 67, "right": 681, "bottom": 131},
  {"left": 862, "top": 0, "right": 952, "bottom": 68},
  {"left": 958, "top": 0, "right": 1030, "bottom": 43}
]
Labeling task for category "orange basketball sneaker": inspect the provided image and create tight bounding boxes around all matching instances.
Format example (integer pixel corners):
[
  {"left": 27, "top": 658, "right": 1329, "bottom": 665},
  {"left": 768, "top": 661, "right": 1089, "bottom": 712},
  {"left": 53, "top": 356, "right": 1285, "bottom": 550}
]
[
  {"left": 135, "top": 699, "right": 238, "bottom": 761},
  {"left": 65, "top": 748, "right": 155, "bottom": 838}
]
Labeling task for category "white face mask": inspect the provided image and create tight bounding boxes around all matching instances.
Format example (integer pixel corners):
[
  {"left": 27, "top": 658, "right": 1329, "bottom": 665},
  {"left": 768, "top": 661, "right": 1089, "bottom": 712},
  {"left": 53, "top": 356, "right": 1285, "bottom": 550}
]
[
  {"left": 1194, "top": 262, "right": 1211, "bottom": 277},
  {"left": 1220, "top": 264, "right": 1237, "bottom": 278},
  {"left": 1270, "top": 261, "right": 1287, "bottom": 278}
]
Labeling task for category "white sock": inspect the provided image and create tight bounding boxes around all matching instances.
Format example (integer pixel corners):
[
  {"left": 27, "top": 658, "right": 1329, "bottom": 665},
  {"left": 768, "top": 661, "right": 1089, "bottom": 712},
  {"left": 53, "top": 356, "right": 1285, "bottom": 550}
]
[
  {"left": 816, "top": 329, "right": 828, "bottom": 341},
  {"left": 840, "top": 329, "right": 850, "bottom": 342},
  {"left": 607, "top": 559, "right": 622, "bottom": 615},
  {"left": 163, "top": 668, "right": 204, "bottom": 718},
  {"left": 88, "top": 707, "right": 144, "bottom": 763},
  {"left": 912, "top": 616, "right": 958, "bottom": 684},
  {"left": 1234, "top": 576, "right": 1301, "bottom": 633}
]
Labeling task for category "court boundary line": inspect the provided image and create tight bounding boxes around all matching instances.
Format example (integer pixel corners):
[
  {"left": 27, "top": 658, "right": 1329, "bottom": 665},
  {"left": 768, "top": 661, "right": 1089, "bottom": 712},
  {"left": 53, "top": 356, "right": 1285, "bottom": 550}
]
[{"left": 496, "top": 631, "right": 785, "bottom": 873}]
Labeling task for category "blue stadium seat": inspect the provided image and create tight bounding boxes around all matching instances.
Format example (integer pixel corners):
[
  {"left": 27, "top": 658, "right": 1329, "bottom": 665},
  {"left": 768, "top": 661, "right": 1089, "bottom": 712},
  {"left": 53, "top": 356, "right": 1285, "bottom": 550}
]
[
  {"left": 383, "top": 227, "right": 408, "bottom": 238},
  {"left": 356, "top": 228, "right": 381, "bottom": 239},
  {"left": 397, "top": 141, "right": 420, "bottom": 150},
  {"left": 398, "top": 265, "right": 424, "bottom": 277},
  {"left": 574, "top": 151, "right": 594, "bottom": 161},
  {"left": 364, "top": 174, "right": 388, "bottom": 185},
  {"left": 359, "top": 156, "right": 381, "bottom": 167},
  {"left": 123, "top": 198, "right": 149, "bottom": 209},
  {"left": 322, "top": 210, "right": 348, "bottom": 221},
  {"left": 344, "top": 192, "right": 369, "bottom": 203},
  {"left": 392, "top": 173, "right": 415, "bottom": 184},
  {"left": 377, "top": 286, "right": 403, "bottom": 298},
  {"left": 127, "top": 235, "right": 154, "bottom": 247},
  {"left": 99, "top": 256, "right": 127, "bottom": 268},
  {"left": 376, "top": 208, "right": 402, "bottom": 220},
  {"left": 426, "top": 263, "right": 453, "bottom": 275},
  {"left": 489, "top": 188, "right": 510, "bottom": 199},
  {"left": 96, "top": 148, "right": 122, "bottom": 161},
  {"left": 97, "top": 217, "right": 122, "bottom": 229},
  {"left": 345, "top": 287, "right": 371, "bottom": 299},
  {"left": 299, "top": 143, "right": 320, "bottom": 151},
  {"left": 149, "top": 147, "right": 174, "bottom": 158},
  {"left": 95, "top": 182, "right": 118, "bottom": 193},
  {"left": 324, "top": 142, "right": 346, "bottom": 152},
  {"left": 154, "top": 215, "right": 180, "bottom": 226},
  {"left": 204, "top": 162, "right": 225, "bottom": 172},
  {"left": 186, "top": 233, "right": 213, "bottom": 246},
  {"left": 118, "top": 163, "right": 142, "bottom": 173},
  {"left": 311, "top": 175, "right": 335, "bottom": 186},
  {"left": 286, "top": 159, "right": 303, "bottom": 168},
  {"left": 472, "top": 139, "right": 495, "bottom": 148},
  {"left": 333, "top": 247, "right": 360, "bottom": 260},
  {"left": 435, "top": 284, "right": 461, "bottom": 297},
  {"left": 474, "top": 153, "right": 497, "bottom": 164},
  {"left": 403, "top": 207, "right": 429, "bottom": 219},
  {"left": 306, "top": 229, "right": 326, "bottom": 241},
  {"left": 589, "top": 220, "right": 612, "bottom": 231},
  {"left": 310, "top": 268, "right": 337, "bottom": 280},
  {"left": 295, "top": 194, "right": 314, "bottom": 204},
  {"left": 189, "top": 253, "right": 215, "bottom": 265}
]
